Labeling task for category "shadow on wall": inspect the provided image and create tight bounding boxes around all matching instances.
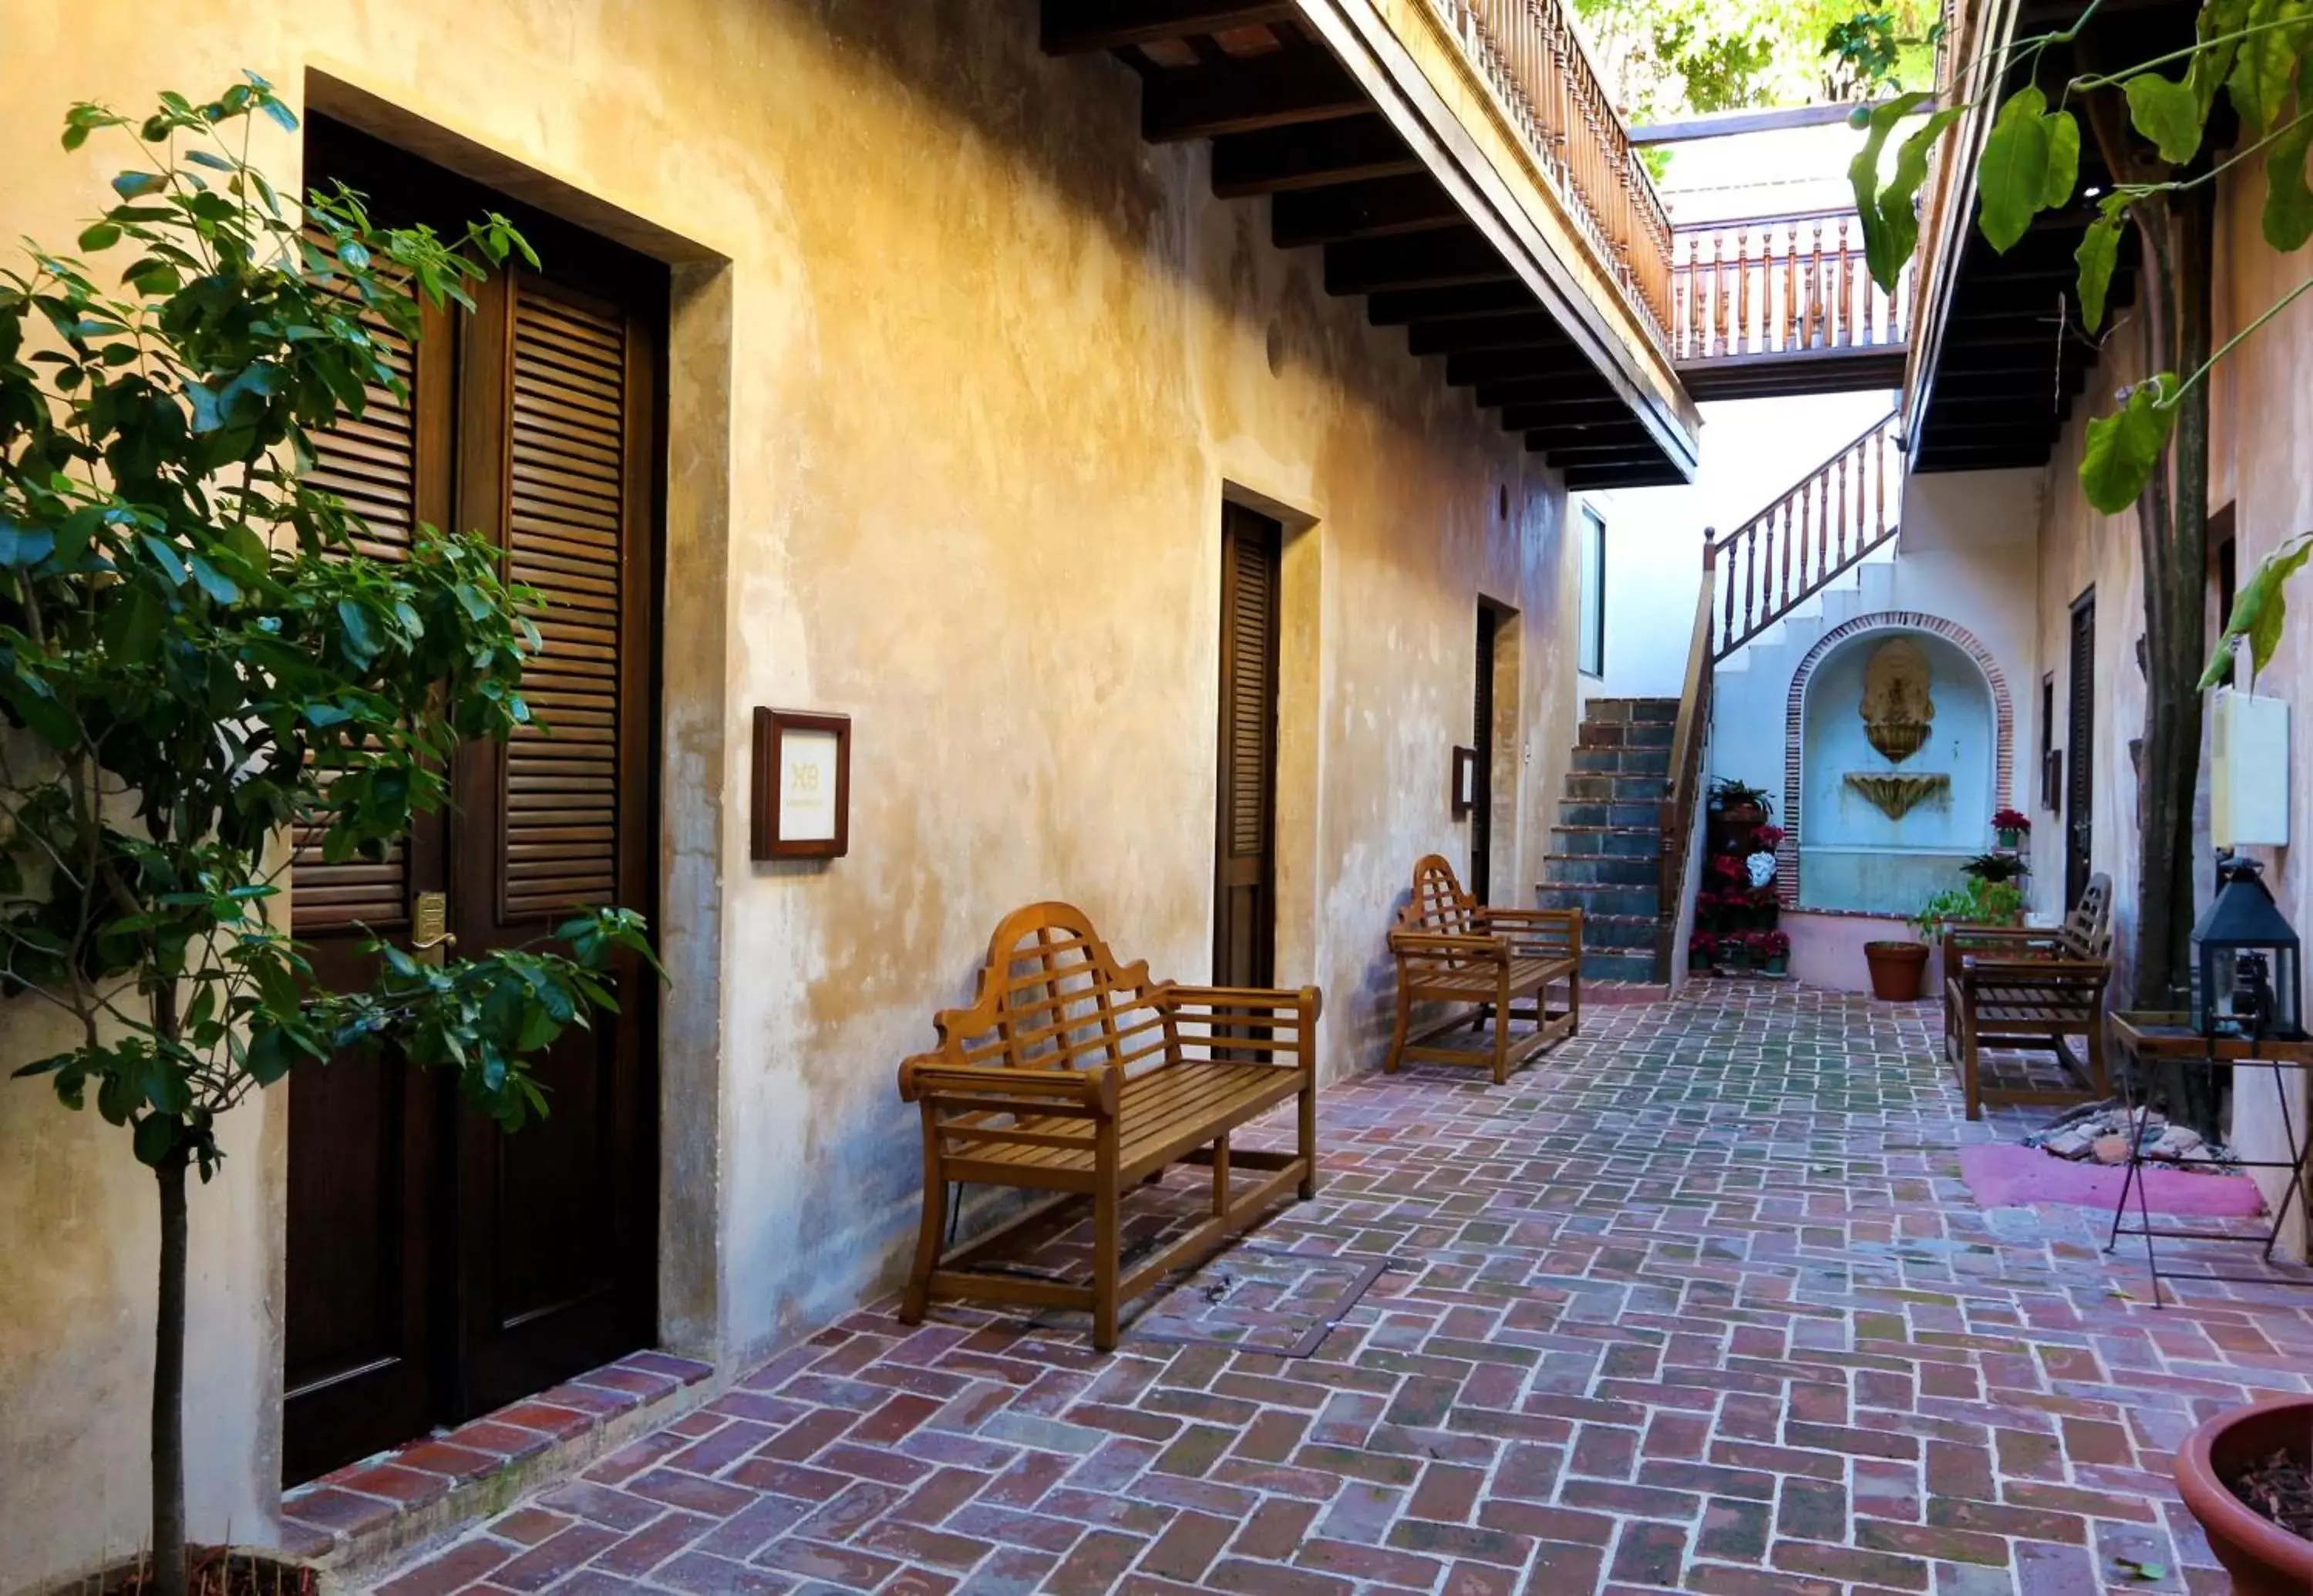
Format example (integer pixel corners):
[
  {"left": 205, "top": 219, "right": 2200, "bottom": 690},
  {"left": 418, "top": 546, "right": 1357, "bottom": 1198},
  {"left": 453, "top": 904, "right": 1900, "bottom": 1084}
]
[{"left": 1800, "top": 628, "right": 1996, "bottom": 915}]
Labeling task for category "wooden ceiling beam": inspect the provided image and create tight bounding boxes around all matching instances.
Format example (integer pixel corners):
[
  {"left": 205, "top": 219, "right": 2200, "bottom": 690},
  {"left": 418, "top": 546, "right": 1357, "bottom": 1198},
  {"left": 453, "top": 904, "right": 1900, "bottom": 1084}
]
[
  {"left": 1211, "top": 116, "right": 1421, "bottom": 195},
  {"left": 1369, "top": 282, "right": 1537, "bottom": 324},
  {"left": 1271, "top": 174, "right": 1462, "bottom": 247},
  {"left": 1530, "top": 439, "right": 1660, "bottom": 462},
  {"left": 1325, "top": 231, "right": 1513, "bottom": 294},
  {"left": 1499, "top": 400, "right": 1635, "bottom": 430},
  {"left": 1446, "top": 347, "right": 1596, "bottom": 386},
  {"left": 1473, "top": 377, "right": 1616, "bottom": 407},
  {"left": 1143, "top": 49, "right": 1367, "bottom": 142},
  {"left": 1042, "top": 0, "right": 1298, "bottom": 53},
  {"left": 1407, "top": 311, "right": 1572, "bottom": 356},
  {"left": 1566, "top": 462, "right": 1683, "bottom": 488}
]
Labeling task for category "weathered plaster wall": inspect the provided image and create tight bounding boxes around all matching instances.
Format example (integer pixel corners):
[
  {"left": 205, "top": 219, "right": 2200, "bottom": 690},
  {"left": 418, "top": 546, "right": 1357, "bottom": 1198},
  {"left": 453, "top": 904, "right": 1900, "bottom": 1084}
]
[
  {"left": 2025, "top": 155, "right": 2312, "bottom": 1253},
  {"left": 0, "top": 1, "right": 1586, "bottom": 1583}
]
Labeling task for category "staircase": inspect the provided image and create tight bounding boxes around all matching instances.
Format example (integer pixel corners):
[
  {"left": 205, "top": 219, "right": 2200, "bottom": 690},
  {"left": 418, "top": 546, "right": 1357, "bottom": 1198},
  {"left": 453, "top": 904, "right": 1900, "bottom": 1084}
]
[{"left": 1538, "top": 698, "right": 1678, "bottom": 987}]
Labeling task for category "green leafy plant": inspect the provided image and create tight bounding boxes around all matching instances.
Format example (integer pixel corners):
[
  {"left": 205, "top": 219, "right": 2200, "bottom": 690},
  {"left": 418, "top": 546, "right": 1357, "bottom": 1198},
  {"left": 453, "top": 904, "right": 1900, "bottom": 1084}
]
[
  {"left": 1962, "top": 850, "right": 2031, "bottom": 884},
  {"left": 1708, "top": 775, "right": 1774, "bottom": 812},
  {"left": 2203, "top": 530, "right": 2313, "bottom": 687},
  {"left": 2, "top": 79, "right": 657, "bottom": 1595},
  {"left": 1837, "top": 0, "right": 2313, "bottom": 1010},
  {"left": 1910, "top": 877, "right": 2027, "bottom": 938}
]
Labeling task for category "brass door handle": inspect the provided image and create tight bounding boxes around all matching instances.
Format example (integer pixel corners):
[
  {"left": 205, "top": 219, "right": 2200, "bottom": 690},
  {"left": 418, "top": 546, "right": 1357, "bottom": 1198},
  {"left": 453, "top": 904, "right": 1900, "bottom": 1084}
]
[{"left": 412, "top": 891, "right": 456, "bottom": 967}]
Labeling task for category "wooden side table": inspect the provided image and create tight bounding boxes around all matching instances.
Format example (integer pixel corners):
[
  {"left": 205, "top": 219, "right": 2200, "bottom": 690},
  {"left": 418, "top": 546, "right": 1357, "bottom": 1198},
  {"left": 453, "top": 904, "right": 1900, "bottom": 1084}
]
[{"left": 2106, "top": 1012, "right": 2313, "bottom": 1304}]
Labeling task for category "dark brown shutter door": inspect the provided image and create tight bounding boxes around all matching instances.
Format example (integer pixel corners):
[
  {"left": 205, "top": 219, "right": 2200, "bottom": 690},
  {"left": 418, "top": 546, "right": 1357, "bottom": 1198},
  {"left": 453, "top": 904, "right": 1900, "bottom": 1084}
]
[
  {"left": 500, "top": 279, "right": 627, "bottom": 920},
  {"left": 291, "top": 268, "right": 422, "bottom": 934},
  {"left": 2065, "top": 594, "right": 2096, "bottom": 909},
  {"left": 1472, "top": 608, "right": 1496, "bottom": 904},
  {"left": 1214, "top": 506, "right": 1281, "bottom": 988}
]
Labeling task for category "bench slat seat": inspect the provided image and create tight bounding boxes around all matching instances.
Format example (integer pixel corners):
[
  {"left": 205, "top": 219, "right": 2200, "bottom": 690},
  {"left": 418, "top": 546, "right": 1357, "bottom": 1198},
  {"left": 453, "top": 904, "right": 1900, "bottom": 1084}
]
[
  {"left": 1943, "top": 874, "right": 2113, "bottom": 1120},
  {"left": 1387, "top": 854, "right": 1581, "bottom": 1084},
  {"left": 897, "top": 901, "right": 1320, "bottom": 1349}
]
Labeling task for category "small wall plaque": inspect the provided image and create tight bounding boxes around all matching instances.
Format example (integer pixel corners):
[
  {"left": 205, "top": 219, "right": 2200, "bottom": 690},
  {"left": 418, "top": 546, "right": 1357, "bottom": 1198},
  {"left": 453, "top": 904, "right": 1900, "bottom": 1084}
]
[
  {"left": 1451, "top": 746, "right": 1480, "bottom": 817},
  {"left": 752, "top": 708, "right": 850, "bottom": 860}
]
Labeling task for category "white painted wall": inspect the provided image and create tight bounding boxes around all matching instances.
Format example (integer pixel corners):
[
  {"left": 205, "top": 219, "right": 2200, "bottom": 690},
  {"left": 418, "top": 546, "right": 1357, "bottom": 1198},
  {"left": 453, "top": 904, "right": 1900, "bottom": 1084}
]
[{"left": 1584, "top": 390, "right": 1898, "bottom": 704}]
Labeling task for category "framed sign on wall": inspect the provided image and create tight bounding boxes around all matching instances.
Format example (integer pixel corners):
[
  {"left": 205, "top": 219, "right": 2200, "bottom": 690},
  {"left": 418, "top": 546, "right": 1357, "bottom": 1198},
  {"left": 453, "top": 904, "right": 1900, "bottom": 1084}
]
[
  {"left": 1451, "top": 745, "right": 1480, "bottom": 817},
  {"left": 752, "top": 708, "right": 851, "bottom": 860}
]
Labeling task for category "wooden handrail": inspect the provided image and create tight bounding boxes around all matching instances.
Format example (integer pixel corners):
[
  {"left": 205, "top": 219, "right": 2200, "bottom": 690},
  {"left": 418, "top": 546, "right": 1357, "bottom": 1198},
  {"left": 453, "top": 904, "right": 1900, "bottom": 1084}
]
[
  {"left": 1429, "top": 0, "right": 1675, "bottom": 345},
  {"left": 1669, "top": 212, "right": 1913, "bottom": 363},
  {"left": 1710, "top": 411, "right": 1903, "bottom": 661},
  {"left": 1655, "top": 537, "right": 1719, "bottom": 977}
]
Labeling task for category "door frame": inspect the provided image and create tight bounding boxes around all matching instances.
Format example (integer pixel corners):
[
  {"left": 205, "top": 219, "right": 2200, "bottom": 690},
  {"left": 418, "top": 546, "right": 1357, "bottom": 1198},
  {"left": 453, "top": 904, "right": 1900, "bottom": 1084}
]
[
  {"left": 2065, "top": 588, "right": 2096, "bottom": 911},
  {"left": 1214, "top": 502, "right": 1284, "bottom": 989}
]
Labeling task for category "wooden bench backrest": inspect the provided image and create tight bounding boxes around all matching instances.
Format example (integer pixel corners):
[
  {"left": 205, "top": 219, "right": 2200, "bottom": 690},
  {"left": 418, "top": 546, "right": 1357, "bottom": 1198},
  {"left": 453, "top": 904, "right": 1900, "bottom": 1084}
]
[
  {"left": 1402, "top": 854, "right": 1480, "bottom": 937},
  {"left": 924, "top": 901, "right": 1174, "bottom": 1078},
  {"left": 2060, "top": 874, "right": 2113, "bottom": 961}
]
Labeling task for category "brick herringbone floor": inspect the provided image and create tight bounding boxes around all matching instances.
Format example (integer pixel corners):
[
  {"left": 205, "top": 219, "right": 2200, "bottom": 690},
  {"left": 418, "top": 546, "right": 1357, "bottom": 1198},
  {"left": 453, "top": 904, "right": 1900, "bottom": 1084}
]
[{"left": 372, "top": 984, "right": 2313, "bottom": 1594}]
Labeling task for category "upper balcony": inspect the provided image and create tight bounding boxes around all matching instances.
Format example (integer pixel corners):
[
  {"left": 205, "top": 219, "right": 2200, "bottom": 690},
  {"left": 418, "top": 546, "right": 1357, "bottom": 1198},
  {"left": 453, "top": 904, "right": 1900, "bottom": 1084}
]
[
  {"left": 1042, "top": 0, "right": 1701, "bottom": 487},
  {"left": 1670, "top": 208, "right": 1914, "bottom": 399}
]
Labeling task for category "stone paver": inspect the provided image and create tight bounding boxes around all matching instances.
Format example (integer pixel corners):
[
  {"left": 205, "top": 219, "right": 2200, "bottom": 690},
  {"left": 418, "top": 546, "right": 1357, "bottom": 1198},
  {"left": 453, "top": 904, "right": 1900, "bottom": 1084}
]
[{"left": 369, "top": 982, "right": 2313, "bottom": 1594}]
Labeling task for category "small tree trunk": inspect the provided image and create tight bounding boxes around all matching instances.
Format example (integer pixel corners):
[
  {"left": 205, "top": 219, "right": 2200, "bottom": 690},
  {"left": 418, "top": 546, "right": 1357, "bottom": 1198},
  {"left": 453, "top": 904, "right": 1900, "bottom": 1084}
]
[{"left": 153, "top": 1146, "right": 190, "bottom": 1596}]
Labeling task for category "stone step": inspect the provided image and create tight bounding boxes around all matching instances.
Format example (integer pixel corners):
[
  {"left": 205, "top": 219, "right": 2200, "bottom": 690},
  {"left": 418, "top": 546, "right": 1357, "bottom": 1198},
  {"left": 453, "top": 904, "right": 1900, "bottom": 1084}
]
[
  {"left": 1582, "top": 697, "right": 1680, "bottom": 725},
  {"left": 1548, "top": 825, "right": 1662, "bottom": 860},
  {"left": 1563, "top": 773, "right": 1667, "bottom": 803},
  {"left": 1571, "top": 746, "right": 1672, "bottom": 776},
  {"left": 1581, "top": 912, "right": 1661, "bottom": 951},
  {"left": 1537, "top": 882, "right": 1660, "bottom": 918},
  {"left": 1560, "top": 800, "right": 1661, "bottom": 830},
  {"left": 1540, "top": 854, "right": 1657, "bottom": 886},
  {"left": 1580, "top": 948, "right": 1660, "bottom": 982},
  {"left": 1577, "top": 719, "right": 1674, "bottom": 750}
]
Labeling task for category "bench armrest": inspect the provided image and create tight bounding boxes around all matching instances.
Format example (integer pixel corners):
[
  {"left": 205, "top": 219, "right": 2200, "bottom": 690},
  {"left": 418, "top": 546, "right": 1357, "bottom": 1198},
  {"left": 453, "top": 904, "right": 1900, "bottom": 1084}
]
[
  {"left": 1159, "top": 984, "right": 1321, "bottom": 1069},
  {"left": 1160, "top": 983, "right": 1323, "bottom": 1022},
  {"left": 1389, "top": 929, "right": 1510, "bottom": 960},
  {"left": 897, "top": 1055, "right": 1120, "bottom": 1116},
  {"left": 1479, "top": 907, "right": 1583, "bottom": 958}
]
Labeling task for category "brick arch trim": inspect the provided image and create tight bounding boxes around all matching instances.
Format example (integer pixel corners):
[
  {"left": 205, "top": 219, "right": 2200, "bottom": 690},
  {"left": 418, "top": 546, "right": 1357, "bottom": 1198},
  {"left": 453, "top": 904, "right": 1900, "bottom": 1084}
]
[{"left": 1776, "top": 611, "right": 2014, "bottom": 907}]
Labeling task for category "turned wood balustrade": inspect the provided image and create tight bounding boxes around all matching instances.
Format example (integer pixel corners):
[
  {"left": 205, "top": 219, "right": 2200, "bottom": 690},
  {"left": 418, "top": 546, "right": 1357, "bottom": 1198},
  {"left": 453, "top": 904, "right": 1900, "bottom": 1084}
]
[
  {"left": 1429, "top": 0, "right": 1675, "bottom": 342},
  {"left": 1709, "top": 412, "right": 1903, "bottom": 662},
  {"left": 1670, "top": 211, "right": 1913, "bottom": 362}
]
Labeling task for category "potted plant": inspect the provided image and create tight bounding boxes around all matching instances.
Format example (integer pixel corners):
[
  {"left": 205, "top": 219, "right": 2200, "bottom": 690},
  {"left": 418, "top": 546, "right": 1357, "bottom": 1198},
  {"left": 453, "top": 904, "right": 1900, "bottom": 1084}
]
[
  {"left": 1688, "top": 931, "right": 1718, "bottom": 972},
  {"left": 1992, "top": 807, "right": 2032, "bottom": 850},
  {"left": 2173, "top": 1395, "right": 2313, "bottom": 1595},
  {"left": 1752, "top": 929, "right": 1791, "bottom": 976},
  {"left": 1961, "top": 851, "right": 2030, "bottom": 885},
  {"left": 1709, "top": 777, "right": 1774, "bottom": 849},
  {"left": 1720, "top": 931, "right": 1752, "bottom": 972}
]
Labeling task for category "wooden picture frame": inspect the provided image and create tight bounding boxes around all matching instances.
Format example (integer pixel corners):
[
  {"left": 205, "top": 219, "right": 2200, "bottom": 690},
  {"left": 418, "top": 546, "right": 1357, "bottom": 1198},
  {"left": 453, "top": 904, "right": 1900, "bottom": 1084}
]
[
  {"left": 2042, "top": 749, "right": 2063, "bottom": 814},
  {"left": 1451, "top": 745, "right": 1480, "bottom": 817},
  {"left": 752, "top": 708, "right": 851, "bottom": 860}
]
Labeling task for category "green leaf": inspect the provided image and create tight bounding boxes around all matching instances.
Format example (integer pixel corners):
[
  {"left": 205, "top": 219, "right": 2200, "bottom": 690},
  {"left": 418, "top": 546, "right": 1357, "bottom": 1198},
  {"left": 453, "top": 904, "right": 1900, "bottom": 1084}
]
[
  {"left": 2041, "top": 109, "right": 2080, "bottom": 207},
  {"left": 2229, "top": 0, "right": 2307, "bottom": 133},
  {"left": 1850, "top": 93, "right": 1937, "bottom": 289},
  {"left": 110, "top": 170, "right": 167, "bottom": 199},
  {"left": 2208, "top": 532, "right": 2313, "bottom": 685},
  {"left": 133, "top": 1113, "right": 178, "bottom": 1167},
  {"left": 336, "top": 598, "right": 379, "bottom": 668},
  {"left": 1978, "top": 87, "right": 2052, "bottom": 253},
  {"left": 1867, "top": 106, "right": 1968, "bottom": 288},
  {"left": 2265, "top": 116, "right": 2313, "bottom": 249},
  {"left": 187, "top": 554, "right": 241, "bottom": 604},
  {"left": 2191, "top": 0, "right": 2248, "bottom": 114},
  {"left": 2079, "top": 375, "right": 2179, "bottom": 514},
  {"left": 77, "top": 221, "right": 122, "bottom": 252},
  {"left": 2076, "top": 216, "right": 2123, "bottom": 332},
  {"left": 2123, "top": 73, "right": 2205, "bottom": 163}
]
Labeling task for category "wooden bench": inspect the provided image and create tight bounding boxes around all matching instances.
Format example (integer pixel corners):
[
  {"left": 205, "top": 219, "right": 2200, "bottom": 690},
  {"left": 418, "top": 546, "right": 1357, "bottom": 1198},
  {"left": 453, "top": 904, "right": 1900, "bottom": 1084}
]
[
  {"left": 896, "top": 901, "right": 1320, "bottom": 1350},
  {"left": 1387, "top": 854, "right": 1581, "bottom": 1085},
  {"left": 1943, "top": 873, "right": 2114, "bottom": 1120}
]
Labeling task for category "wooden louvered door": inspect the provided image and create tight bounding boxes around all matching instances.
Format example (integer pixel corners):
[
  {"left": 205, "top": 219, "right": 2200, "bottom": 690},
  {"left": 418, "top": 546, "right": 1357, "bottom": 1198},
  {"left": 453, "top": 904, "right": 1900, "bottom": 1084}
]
[
  {"left": 1214, "top": 505, "right": 1281, "bottom": 988},
  {"left": 1471, "top": 607, "right": 1497, "bottom": 904},
  {"left": 2065, "top": 591, "right": 2096, "bottom": 910},
  {"left": 448, "top": 268, "right": 658, "bottom": 1416},
  {"left": 285, "top": 117, "right": 662, "bottom": 1483},
  {"left": 282, "top": 269, "right": 455, "bottom": 1486}
]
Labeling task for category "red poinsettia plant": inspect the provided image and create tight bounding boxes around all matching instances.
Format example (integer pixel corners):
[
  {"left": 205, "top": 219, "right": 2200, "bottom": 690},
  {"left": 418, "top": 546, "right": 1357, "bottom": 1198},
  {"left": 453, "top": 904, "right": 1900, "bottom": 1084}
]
[
  {"left": 1991, "top": 808, "right": 2032, "bottom": 834},
  {"left": 1750, "top": 929, "right": 1791, "bottom": 959},
  {"left": 1754, "top": 825, "right": 1786, "bottom": 851}
]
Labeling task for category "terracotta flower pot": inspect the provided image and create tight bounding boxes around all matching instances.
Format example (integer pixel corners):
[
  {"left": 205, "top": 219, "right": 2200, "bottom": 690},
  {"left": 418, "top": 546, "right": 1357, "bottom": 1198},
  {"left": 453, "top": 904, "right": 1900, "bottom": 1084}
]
[
  {"left": 1864, "top": 940, "right": 1928, "bottom": 1001},
  {"left": 2175, "top": 1395, "right": 2313, "bottom": 1596}
]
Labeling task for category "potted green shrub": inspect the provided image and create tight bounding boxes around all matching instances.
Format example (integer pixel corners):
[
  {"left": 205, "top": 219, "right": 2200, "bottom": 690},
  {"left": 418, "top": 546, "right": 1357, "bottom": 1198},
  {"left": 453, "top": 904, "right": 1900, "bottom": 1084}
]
[
  {"left": 1962, "top": 851, "right": 2030, "bottom": 886},
  {"left": 1709, "top": 776, "right": 1773, "bottom": 850},
  {"left": 2, "top": 81, "right": 658, "bottom": 1596}
]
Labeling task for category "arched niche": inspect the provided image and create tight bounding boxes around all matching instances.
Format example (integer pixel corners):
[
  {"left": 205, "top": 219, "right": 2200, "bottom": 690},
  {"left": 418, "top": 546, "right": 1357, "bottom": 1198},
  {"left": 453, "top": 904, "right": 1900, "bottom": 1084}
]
[{"left": 1783, "top": 617, "right": 2012, "bottom": 916}]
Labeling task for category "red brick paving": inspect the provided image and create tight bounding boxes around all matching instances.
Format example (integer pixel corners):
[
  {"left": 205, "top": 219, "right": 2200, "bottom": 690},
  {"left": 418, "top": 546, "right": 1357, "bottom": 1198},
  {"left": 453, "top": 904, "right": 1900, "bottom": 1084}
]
[{"left": 368, "top": 984, "right": 2313, "bottom": 1592}]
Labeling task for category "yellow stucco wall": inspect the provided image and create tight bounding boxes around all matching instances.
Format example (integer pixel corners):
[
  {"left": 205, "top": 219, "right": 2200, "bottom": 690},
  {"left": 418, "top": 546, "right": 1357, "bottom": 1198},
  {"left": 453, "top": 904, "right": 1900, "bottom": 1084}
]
[{"left": 0, "top": 2, "right": 1592, "bottom": 1581}]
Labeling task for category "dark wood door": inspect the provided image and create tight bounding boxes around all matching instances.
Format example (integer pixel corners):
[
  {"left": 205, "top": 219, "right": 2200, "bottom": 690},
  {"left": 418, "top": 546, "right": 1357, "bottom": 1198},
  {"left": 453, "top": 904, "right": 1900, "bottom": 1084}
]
[
  {"left": 281, "top": 264, "right": 456, "bottom": 1486},
  {"left": 2066, "top": 591, "right": 2096, "bottom": 910},
  {"left": 284, "top": 120, "right": 662, "bottom": 1483},
  {"left": 1470, "top": 607, "right": 1496, "bottom": 904},
  {"left": 1214, "top": 504, "right": 1281, "bottom": 988}
]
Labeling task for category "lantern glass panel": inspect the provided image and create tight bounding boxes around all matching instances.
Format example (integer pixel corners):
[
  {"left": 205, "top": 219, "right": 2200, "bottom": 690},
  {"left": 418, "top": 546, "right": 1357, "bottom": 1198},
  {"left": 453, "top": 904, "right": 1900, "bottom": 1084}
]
[{"left": 2190, "top": 857, "right": 2304, "bottom": 1039}]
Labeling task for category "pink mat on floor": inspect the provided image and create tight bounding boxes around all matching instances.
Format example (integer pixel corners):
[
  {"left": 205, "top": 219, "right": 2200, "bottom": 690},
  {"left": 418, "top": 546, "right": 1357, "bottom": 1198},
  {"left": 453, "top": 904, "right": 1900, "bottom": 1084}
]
[{"left": 1959, "top": 1143, "right": 2267, "bottom": 1216}]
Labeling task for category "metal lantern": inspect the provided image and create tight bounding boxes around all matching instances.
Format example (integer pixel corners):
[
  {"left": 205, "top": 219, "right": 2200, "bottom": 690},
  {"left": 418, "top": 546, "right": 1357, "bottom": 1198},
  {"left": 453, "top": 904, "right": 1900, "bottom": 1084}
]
[{"left": 2191, "top": 854, "right": 2304, "bottom": 1040}]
